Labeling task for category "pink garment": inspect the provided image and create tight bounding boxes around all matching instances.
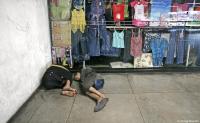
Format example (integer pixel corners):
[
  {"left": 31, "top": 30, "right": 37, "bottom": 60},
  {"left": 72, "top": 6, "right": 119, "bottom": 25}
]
[
  {"left": 130, "top": 30, "right": 143, "bottom": 57},
  {"left": 130, "top": 0, "right": 148, "bottom": 13},
  {"left": 132, "top": 19, "right": 148, "bottom": 27},
  {"left": 130, "top": 0, "right": 149, "bottom": 26},
  {"left": 172, "top": 3, "right": 189, "bottom": 12}
]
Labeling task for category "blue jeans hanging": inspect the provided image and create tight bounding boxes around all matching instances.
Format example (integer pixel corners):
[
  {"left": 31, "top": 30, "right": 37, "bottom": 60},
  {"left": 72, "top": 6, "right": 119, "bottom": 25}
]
[
  {"left": 123, "top": 30, "right": 132, "bottom": 62},
  {"left": 150, "top": 37, "right": 168, "bottom": 66},
  {"left": 87, "top": 27, "right": 101, "bottom": 56},
  {"left": 101, "top": 30, "right": 121, "bottom": 57},
  {"left": 176, "top": 30, "right": 185, "bottom": 64},
  {"left": 87, "top": 15, "right": 111, "bottom": 56},
  {"left": 186, "top": 29, "right": 200, "bottom": 66},
  {"left": 72, "top": 30, "right": 89, "bottom": 61},
  {"left": 166, "top": 29, "right": 177, "bottom": 64}
]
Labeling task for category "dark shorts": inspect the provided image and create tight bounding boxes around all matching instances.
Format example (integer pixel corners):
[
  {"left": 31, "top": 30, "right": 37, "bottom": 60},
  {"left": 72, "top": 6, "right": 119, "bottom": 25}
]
[
  {"left": 80, "top": 74, "right": 103, "bottom": 93},
  {"left": 80, "top": 80, "right": 95, "bottom": 94}
]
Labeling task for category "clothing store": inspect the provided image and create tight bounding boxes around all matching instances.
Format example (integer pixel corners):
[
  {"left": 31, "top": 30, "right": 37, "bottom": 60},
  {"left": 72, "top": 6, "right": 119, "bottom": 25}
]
[{"left": 49, "top": 0, "right": 200, "bottom": 71}]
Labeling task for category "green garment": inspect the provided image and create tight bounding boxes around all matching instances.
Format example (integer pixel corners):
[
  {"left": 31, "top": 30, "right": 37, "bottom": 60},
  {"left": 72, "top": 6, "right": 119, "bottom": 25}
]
[{"left": 50, "top": 0, "right": 72, "bottom": 20}]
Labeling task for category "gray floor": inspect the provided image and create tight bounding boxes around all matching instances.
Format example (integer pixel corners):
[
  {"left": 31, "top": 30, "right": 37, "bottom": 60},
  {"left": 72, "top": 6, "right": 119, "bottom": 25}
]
[{"left": 9, "top": 73, "right": 200, "bottom": 123}]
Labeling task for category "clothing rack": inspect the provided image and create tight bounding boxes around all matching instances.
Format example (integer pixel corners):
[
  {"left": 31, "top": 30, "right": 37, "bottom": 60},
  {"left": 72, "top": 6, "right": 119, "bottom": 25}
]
[
  {"left": 78, "top": 0, "right": 200, "bottom": 70},
  {"left": 106, "top": 26, "right": 136, "bottom": 29}
]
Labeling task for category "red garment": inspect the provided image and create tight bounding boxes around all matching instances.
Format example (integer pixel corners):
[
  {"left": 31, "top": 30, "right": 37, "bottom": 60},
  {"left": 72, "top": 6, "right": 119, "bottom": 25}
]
[
  {"left": 130, "top": 30, "right": 142, "bottom": 57},
  {"left": 172, "top": 3, "right": 189, "bottom": 12},
  {"left": 113, "top": 1, "right": 125, "bottom": 21}
]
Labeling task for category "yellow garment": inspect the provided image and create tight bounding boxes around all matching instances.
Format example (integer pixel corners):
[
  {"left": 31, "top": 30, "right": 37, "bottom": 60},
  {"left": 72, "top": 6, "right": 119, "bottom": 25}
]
[{"left": 71, "top": 9, "right": 86, "bottom": 33}]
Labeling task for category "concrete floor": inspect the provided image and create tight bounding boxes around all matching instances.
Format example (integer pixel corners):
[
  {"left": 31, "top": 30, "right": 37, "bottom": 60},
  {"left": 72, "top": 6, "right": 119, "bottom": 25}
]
[{"left": 9, "top": 73, "right": 200, "bottom": 123}]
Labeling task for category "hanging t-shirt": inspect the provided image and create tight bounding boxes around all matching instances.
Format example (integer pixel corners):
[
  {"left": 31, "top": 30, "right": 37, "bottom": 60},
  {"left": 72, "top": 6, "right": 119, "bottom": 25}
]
[
  {"left": 112, "top": 30, "right": 125, "bottom": 48},
  {"left": 117, "top": 0, "right": 129, "bottom": 18},
  {"left": 130, "top": 1, "right": 146, "bottom": 20},
  {"left": 130, "top": 0, "right": 148, "bottom": 26}
]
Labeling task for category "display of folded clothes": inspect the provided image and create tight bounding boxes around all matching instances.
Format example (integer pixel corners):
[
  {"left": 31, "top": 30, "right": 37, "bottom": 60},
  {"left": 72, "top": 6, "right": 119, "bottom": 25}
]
[{"left": 110, "top": 61, "right": 134, "bottom": 68}]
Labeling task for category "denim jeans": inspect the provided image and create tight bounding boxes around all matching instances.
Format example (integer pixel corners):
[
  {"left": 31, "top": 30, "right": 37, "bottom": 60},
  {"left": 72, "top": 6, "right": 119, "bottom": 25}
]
[
  {"left": 196, "top": 44, "right": 200, "bottom": 66},
  {"left": 166, "top": 29, "right": 177, "bottom": 64},
  {"left": 72, "top": 30, "right": 89, "bottom": 61},
  {"left": 186, "top": 29, "right": 200, "bottom": 66},
  {"left": 101, "top": 30, "right": 121, "bottom": 57},
  {"left": 123, "top": 30, "right": 132, "bottom": 62},
  {"left": 150, "top": 37, "right": 168, "bottom": 66},
  {"left": 90, "top": 0, "right": 105, "bottom": 15},
  {"left": 165, "top": 29, "right": 186, "bottom": 64},
  {"left": 87, "top": 27, "right": 101, "bottom": 56},
  {"left": 176, "top": 30, "right": 185, "bottom": 64},
  {"left": 87, "top": 15, "right": 111, "bottom": 56},
  {"left": 73, "top": 0, "right": 83, "bottom": 10}
]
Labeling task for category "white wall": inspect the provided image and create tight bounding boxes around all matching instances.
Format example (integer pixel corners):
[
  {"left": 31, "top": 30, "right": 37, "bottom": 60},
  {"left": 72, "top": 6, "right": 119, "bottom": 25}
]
[{"left": 0, "top": 0, "right": 51, "bottom": 123}]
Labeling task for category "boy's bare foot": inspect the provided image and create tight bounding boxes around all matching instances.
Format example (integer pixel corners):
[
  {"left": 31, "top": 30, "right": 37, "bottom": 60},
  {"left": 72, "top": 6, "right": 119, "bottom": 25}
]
[
  {"left": 60, "top": 90, "right": 76, "bottom": 97},
  {"left": 63, "top": 87, "right": 77, "bottom": 94}
]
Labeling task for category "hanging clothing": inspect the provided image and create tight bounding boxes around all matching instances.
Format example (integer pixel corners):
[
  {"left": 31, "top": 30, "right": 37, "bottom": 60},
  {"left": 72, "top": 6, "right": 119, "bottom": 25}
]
[
  {"left": 166, "top": 29, "right": 177, "bottom": 64},
  {"left": 130, "top": 1, "right": 145, "bottom": 20},
  {"left": 73, "top": 0, "right": 84, "bottom": 10},
  {"left": 150, "top": 36, "right": 168, "bottom": 66},
  {"left": 123, "top": 30, "right": 132, "bottom": 62},
  {"left": 130, "top": 30, "right": 142, "bottom": 57},
  {"left": 90, "top": 0, "right": 105, "bottom": 15},
  {"left": 130, "top": 0, "right": 149, "bottom": 18},
  {"left": 71, "top": 9, "right": 86, "bottom": 33},
  {"left": 185, "top": 29, "right": 200, "bottom": 66},
  {"left": 87, "top": 16, "right": 111, "bottom": 56},
  {"left": 50, "top": 0, "right": 72, "bottom": 20},
  {"left": 87, "top": 27, "right": 101, "bottom": 56},
  {"left": 112, "top": 30, "right": 125, "bottom": 48},
  {"left": 176, "top": 30, "right": 185, "bottom": 64},
  {"left": 101, "top": 31, "right": 121, "bottom": 57},
  {"left": 130, "top": 0, "right": 148, "bottom": 26},
  {"left": 117, "top": 0, "right": 129, "bottom": 18},
  {"left": 72, "top": 30, "right": 89, "bottom": 62},
  {"left": 87, "top": 0, "right": 111, "bottom": 56},
  {"left": 143, "top": 33, "right": 155, "bottom": 53},
  {"left": 166, "top": 29, "right": 186, "bottom": 65}
]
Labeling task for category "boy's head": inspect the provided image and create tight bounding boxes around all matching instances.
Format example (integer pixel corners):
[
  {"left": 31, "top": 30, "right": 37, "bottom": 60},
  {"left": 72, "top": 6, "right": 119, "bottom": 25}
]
[{"left": 73, "top": 72, "right": 81, "bottom": 81}]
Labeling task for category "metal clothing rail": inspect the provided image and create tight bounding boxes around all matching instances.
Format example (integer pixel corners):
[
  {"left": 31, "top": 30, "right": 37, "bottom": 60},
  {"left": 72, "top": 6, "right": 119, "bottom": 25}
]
[{"left": 70, "top": 66, "right": 200, "bottom": 73}]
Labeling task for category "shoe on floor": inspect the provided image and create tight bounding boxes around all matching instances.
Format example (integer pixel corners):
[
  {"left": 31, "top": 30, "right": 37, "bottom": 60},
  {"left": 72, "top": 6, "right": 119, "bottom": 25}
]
[{"left": 94, "top": 98, "right": 109, "bottom": 112}]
